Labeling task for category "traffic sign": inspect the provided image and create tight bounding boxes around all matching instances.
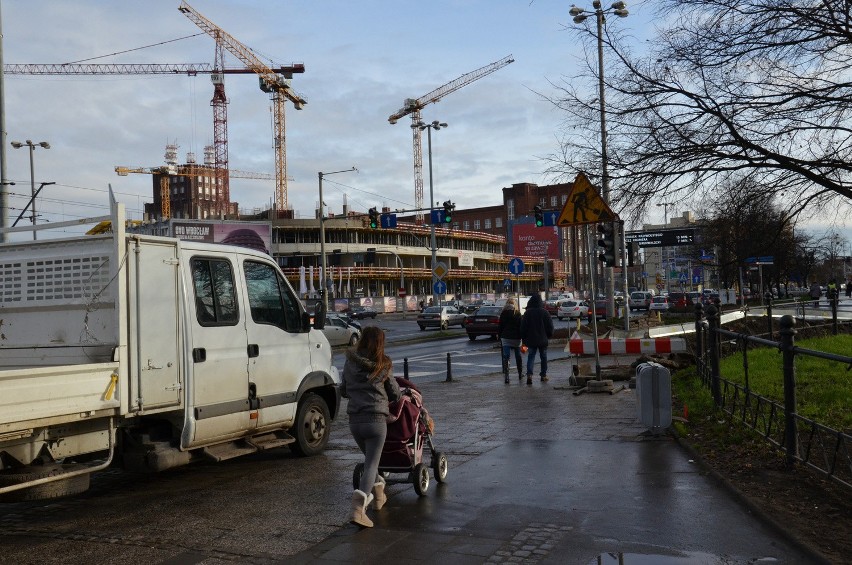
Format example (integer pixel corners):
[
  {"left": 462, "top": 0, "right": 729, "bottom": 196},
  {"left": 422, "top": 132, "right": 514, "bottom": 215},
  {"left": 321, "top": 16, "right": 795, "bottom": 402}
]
[
  {"left": 430, "top": 209, "right": 447, "bottom": 224},
  {"left": 543, "top": 211, "right": 558, "bottom": 227},
  {"left": 398, "top": 287, "right": 407, "bottom": 297},
  {"left": 380, "top": 214, "right": 397, "bottom": 228},
  {"left": 433, "top": 261, "right": 448, "bottom": 280},
  {"left": 433, "top": 280, "right": 447, "bottom": 295},
  {"left": 556, "top": 172, "right": 616, "bottom": 227},
  {"left": 508, "top": 257, "right": 525, "bottom": 275},
  {"left": 679, "top": 273, "right": 688, "bottom": 283},
  {"left": 503, "top": 278, "right": 512, "bottom": 288}
]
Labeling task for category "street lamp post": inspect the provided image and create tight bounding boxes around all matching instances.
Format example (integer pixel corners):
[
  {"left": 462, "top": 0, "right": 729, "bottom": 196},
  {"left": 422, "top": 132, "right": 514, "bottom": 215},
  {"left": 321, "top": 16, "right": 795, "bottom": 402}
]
[
  {"left": 412, "top": 119, "right": 447, "bottom": 306},
  {"left": 657, "top": 200, "right": 674, "bottom": 293},
  {"left": 318, "top": 167, "right": 356, "bottom": 316},
  {"left": 570, "top": 1, "right": 628, "bottom": 317},
  {"left": 11, "top": 140, "right": 50, "bottom": 240}
]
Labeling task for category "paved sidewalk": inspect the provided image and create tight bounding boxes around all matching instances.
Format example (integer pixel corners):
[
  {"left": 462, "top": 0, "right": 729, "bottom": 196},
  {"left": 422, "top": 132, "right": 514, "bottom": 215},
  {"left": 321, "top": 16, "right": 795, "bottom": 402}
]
[{"left": 295, "top": 356, "right": 823, "bottom": 565}]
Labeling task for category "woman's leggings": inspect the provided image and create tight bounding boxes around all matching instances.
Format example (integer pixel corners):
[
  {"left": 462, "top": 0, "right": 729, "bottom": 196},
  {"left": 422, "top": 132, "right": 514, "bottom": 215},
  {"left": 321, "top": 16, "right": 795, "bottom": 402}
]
[{"left": 349, "top": 420, "right": 388, "bottom": 493}]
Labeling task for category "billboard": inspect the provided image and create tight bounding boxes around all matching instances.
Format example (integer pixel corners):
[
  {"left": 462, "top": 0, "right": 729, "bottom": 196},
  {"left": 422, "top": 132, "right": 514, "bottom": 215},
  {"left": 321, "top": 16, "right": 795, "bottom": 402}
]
[
  {"left": 625, "top": 228, "right": 695, "bottom": 248},
  {"left": 172, "top": 221, "right": 272, "bottom": 254},
  {"left": 512, "top": 223, "right": 561, "bottom": 260}
]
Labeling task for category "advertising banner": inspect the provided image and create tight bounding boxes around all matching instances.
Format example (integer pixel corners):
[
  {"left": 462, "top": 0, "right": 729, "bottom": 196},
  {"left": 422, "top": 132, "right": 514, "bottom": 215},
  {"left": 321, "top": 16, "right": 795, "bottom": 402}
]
[{"left": 512, "top": 223, "right": 561, "bottom": 260}]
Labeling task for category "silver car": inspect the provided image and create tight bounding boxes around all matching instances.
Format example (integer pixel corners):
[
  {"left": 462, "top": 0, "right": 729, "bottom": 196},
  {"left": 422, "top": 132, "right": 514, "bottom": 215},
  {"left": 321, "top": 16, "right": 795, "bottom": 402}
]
[
  {"left": 322, "top": 314, "right": 360, "bottom": 346},
  {"left": 417, "top": 306, "right": 466, "bottom": 331}
]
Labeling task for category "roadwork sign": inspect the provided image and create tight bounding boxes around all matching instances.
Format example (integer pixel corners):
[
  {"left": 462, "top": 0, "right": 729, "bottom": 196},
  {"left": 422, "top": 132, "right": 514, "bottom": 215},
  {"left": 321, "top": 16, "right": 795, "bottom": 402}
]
[{"left": 556, "top": 172, "right": 616, "bottom": 227}]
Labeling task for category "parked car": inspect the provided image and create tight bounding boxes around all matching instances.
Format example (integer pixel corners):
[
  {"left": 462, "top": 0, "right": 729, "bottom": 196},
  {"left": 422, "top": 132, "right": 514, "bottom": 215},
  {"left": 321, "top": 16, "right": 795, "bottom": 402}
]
[
  {"left": 417, "top": 306, "right": 466, "bottom": 331},
  {"left": 649, "top": 296, "right": 670, "bottom": 312},
  {"left": 668, "top": 292, "right": 690, "bottom": 310},
  {"left": 629, "top": 291, "right": 654, "bottom": 311},
  {"left": 348, "top": 305, "right": 377, "bottom": 319},
  {"left": 322, "top": 314, "right": 360, "bottom": 346},
  {"left": 463, "top": 305, "right": 503, "bottom": 340},
  {"left": 557, "top": 299, "right": 589, "bottom": 320},
  {"left": 462, "top": 300, "right": 484, "bottom": 314},
  {"left": 688, "top": 291, "right": 702, "bottom": 304},
  {"left": 592, "top": 299, "right": 607, "bottom": 319}
]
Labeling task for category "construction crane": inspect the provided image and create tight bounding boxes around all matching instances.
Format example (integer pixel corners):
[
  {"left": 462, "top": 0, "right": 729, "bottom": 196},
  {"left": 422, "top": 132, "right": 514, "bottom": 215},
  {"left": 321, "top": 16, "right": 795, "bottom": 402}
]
[
  {"left": 5, "top": 61, "right": 304, "bottom": 216},
  {"left": 388, "top": 55, "right": 514, "bottom": 222},
  {"left": 179, "top": 0, "right": 306, "bottom": 214}
]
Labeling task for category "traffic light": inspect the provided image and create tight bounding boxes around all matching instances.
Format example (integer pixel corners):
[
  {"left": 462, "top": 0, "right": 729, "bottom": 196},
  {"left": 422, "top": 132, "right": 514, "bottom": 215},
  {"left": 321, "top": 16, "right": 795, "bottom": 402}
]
[
  {"left": 534, "top": 205, "right": 544, "bottom": 227},
  {"left": 597, "top": 222, "right": 616, "bottom": 267},
  {"left": 442, "top": 200, "right": 455, "bottom": 223},
  {"left": 368, "top": 207, "right": 379, "bottom": 229}
]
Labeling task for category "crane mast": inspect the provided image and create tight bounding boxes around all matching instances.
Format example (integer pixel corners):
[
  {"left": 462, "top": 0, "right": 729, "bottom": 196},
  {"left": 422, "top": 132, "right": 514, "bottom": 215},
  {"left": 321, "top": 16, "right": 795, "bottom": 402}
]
[
  {"left": 178, "top": 0, "right": 306, "bottom": 213},
  {"left": 388, "top": 55, "right": 514, "bottom": 222}
]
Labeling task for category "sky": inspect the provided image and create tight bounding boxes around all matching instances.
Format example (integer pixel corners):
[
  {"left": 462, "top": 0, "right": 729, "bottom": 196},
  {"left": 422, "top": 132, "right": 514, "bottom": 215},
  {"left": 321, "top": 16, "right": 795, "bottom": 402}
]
[{"left": 1, "top": 0, "right": 849, "bottom": 250}]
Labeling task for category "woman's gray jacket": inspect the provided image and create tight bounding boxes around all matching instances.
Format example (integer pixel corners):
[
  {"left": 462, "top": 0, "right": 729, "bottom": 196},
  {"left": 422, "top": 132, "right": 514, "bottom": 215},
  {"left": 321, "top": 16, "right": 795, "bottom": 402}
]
[{"left": 341, "top": 350, "right": 402, "bottom": 424}]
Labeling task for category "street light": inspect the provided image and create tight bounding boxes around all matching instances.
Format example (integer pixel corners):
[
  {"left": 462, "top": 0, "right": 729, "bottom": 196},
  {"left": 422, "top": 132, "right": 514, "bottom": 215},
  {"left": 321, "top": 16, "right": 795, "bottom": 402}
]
[
  {"left": 570, "top": 1, "right": 628, "bottom": 317},
  {"left": 657, "top": 200, "right": 675, "bottom": 293},
  {"left": 412, "top": 119, "right": 447, "bottom": 305},
  {"left": 318, "top": 166, "right": 356, "bottom": 316},
  {"left": 11, "top": 140, "right": 50, "bottom": 240}
]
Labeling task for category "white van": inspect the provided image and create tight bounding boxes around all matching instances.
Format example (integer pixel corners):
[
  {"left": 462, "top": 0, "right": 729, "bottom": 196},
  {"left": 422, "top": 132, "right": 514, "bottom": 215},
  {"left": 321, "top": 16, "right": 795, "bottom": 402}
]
[{"left": 629, "top": 291, "right": 654, "bottom": 311}]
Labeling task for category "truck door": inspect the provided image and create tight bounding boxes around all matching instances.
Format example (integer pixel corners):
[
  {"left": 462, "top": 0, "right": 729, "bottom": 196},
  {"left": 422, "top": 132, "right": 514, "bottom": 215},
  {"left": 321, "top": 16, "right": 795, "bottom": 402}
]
[
  {"left": 133, "top": 240, "right": 182, "bottom": 409},
  {"left": 187, "top": 254, "right": 253, "bottom": 445},
  {"left": 240, "top": 260, "right": 312, "bottom": 428}
]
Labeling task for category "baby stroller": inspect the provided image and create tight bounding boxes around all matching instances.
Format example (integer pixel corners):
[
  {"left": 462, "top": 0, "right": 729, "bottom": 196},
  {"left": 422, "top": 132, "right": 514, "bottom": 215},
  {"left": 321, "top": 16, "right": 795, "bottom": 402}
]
[{"left": 353, "top": 377, "right": 448, "bottom": 496}]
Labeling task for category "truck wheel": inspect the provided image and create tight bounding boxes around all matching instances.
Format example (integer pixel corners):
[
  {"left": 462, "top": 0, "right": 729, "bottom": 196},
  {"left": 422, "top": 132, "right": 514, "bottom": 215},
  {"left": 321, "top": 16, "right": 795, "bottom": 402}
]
[
  {"left": 290, "top": 392, "right": 331, "bottom": 457},
  {"left": 0, "top": 464, "right": 90, "bottom": 502}
]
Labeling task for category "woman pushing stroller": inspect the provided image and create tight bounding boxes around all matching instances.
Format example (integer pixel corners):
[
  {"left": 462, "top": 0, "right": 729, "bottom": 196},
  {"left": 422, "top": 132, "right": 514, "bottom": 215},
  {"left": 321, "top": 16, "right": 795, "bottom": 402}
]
[{"left": 341, "top": 326, "right": 401, "bottom": 528}]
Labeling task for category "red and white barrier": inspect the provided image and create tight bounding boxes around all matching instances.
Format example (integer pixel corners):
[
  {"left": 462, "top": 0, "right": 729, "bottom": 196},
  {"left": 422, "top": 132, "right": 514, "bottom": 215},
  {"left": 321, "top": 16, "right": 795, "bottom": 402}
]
[{"left": 567, "top": 338, "right": 686, "bottom": 355}]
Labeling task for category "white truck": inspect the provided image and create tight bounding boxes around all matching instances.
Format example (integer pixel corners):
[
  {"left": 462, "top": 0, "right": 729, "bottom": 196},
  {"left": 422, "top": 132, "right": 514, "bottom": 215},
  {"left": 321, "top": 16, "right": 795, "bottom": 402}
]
[{"left": 0, "top": 197, "right": 339, "bottom": 501}]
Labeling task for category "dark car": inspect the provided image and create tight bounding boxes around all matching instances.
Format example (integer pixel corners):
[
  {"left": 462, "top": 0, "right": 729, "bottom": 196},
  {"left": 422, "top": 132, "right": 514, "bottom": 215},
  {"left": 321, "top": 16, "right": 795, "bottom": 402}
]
[
  {"left": 592, "top": 299, "right": 607, "bottom": 319},
  {"left": 544, "top": 300, "right": 560, "bottom": 316},
  {"left": 348, "top": 305, "right": 377, "bottom": 319},
  {"left": 463, "top": 305, "right": 503, "bottom": 340}
]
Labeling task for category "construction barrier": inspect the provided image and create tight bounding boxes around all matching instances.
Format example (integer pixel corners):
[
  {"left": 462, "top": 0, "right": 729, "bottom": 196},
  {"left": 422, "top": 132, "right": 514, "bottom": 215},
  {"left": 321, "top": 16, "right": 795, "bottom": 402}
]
[{"left": 566, "top": 338, "right": 687, "bottom": 355}]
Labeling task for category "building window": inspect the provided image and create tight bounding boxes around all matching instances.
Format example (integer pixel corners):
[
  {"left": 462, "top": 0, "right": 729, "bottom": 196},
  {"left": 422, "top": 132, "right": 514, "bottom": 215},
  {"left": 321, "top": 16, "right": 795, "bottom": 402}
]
[
  {"left": 463, "top": 221, "right": 470, "bottom": 230},
  {"left": 561, "top": 194, "right": 568, "bottom": 205},
  {"left": 551, "top": 195, "right": 557, "bottom": 207},
  {"left": 495, "top": 217, "right": 502, "bottom": 228},
  {"left": 507, "top": 199, "right": 515, "bottom": 221},
  {"left": 474, "top": 219, "right": 481, "bottom": 230},
  {"left": 484, "top": 218, "right": 491, "bottom": 229}
]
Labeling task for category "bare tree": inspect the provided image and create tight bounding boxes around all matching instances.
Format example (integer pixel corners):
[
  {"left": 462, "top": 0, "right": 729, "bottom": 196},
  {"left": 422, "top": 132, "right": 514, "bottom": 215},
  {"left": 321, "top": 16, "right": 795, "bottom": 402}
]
[{"left": 545, "top": 0, "right": 852, "bottom": 225}]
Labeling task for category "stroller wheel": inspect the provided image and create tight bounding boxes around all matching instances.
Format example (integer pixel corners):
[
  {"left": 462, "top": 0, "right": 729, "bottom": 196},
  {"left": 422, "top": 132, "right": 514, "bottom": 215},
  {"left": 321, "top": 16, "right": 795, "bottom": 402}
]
[
  {"left": 431, "top": 451, "right": 448, "bottom": 483},
  {"left": 352, "top": 463, "right": 364, "bottom": 490},
  {"left": 412, "top": 463, "right": 430, "bottom": 496}
]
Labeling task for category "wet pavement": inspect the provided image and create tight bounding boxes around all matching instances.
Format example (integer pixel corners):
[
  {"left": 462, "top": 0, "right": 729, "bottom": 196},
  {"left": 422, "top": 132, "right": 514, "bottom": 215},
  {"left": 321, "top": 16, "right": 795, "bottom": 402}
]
[
  {"left": 291, "top": 354, "right": 821, "bottom": 565},
  {"left": 0, "top": 353, "right": 824, "bottom": 564}
]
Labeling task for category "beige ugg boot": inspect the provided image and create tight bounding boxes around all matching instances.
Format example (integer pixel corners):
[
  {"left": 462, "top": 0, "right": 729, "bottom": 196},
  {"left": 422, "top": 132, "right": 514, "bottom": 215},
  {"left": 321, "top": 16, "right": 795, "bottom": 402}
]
[
  {"left": 373, "top": 475, "right": 387, "bottom": 510},
  {"left": 350, "top": 489, "right": 374, "bottom": 528}
]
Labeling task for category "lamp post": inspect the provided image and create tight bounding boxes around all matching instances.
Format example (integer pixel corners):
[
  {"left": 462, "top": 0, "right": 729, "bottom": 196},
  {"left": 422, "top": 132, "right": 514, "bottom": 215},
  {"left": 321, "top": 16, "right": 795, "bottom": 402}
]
[
  {"left": 318, "top": 167, "right": 356, "bottom": 316},
  {"left": 657, "top": 200, "right": 674, "bottom": 293},
  {"left": 412, "top": 119, "right": 447, "bottom": 306},
  {"left": 570, "top": 1, "right": 628, "bottom": 316},
  {"left": 11, "top": 140, "right": 50, "bottom": 240}
]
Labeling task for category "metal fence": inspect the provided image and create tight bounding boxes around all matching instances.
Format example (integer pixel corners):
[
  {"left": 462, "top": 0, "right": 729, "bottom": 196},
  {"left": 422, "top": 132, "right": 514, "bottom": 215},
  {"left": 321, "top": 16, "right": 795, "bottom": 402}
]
[{"left": 694, "top": 303, "right": 852, "bottom": 490}]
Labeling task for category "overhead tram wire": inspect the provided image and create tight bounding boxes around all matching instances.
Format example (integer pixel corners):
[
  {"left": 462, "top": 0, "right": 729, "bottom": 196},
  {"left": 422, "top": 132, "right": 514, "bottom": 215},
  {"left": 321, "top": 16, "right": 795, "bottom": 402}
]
[{"left": 62, "top": 33, "right": 206, "bottom": 65}]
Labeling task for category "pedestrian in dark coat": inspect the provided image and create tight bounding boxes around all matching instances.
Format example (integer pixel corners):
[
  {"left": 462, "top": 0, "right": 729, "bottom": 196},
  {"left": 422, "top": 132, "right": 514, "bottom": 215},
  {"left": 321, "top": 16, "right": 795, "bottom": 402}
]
[
  {"left": 520, "top": 293, "right": 554, "bottom": 385},
  {"left": 808, "top": 282, "right": 821, "bottom": 308},
  {"left": 498, "top": 298, "right": 524, "bottom": 384}
]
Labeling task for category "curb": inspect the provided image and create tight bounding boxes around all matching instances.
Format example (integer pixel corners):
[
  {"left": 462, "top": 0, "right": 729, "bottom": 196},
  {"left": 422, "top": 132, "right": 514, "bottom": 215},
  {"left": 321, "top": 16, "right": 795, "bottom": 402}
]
[{"left": 670, "top": 429, "right": 832, "bottom": 565}]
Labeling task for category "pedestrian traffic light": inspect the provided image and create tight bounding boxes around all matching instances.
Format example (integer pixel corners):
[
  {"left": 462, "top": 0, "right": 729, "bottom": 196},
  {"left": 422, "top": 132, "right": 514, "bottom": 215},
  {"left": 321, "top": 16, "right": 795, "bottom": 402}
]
[
  {"left": 597, "top": 222, "right": 616, "bottom": 267},
  {"left": 442, "top": 200, "right": 455, "bottom": 223},
  {"left": 368, "top": 207, "right": 379, "bottom": 229},
  {"left": 534, "top": 205, "right": 544, "bottom": 227}
]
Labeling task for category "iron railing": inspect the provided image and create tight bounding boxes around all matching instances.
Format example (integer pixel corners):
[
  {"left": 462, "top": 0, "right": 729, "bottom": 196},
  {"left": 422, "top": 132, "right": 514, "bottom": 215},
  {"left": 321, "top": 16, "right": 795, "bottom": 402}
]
[{"left": 694, "top": 303, "right": 852, "bottom": 490}]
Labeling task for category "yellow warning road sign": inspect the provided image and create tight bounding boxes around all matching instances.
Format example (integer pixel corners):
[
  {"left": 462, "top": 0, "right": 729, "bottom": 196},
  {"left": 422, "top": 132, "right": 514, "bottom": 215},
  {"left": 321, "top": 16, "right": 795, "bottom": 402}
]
[{"left": 556, "top": 172, "right": 616, "bottom": 226}]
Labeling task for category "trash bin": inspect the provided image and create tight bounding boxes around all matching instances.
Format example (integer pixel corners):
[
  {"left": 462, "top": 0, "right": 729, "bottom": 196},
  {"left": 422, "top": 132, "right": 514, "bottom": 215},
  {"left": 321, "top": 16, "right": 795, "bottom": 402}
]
[{"left": 635, "top": 362, "right": 672, "bottom": 433}]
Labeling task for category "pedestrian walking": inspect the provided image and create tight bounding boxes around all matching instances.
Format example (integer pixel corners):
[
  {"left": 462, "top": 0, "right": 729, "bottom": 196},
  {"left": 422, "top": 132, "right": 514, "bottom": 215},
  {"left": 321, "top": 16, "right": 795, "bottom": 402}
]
[
  {"left": 520, "top": 293, "right": 554, "bottom": 385},
  {"left": 498, "top": 298, "right": 524, "bottom": 384},
  {"left": 808, "top": 281, "right": 821, "bottom": 308},
  {"left": 341, "top": 326, "right": 401, "bottom": 528},
  {"left": 846, "top": 278, "right": 851, "bottom": 299}
]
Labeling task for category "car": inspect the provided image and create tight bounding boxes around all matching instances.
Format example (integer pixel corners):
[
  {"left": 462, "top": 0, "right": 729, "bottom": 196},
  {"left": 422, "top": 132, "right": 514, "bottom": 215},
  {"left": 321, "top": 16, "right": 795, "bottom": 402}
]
[
  {"left": 592, "top": 299, "right": 607, "bottom": 319},
  {"left": 688, "top": 291, "right": 702, "bottom": 304},
  {"left": 322, "top": 314, "right": 360, "bottom": 346},
  {"left": 417, "top": 306, "right": 466, "bottom": 331},
  {"left": 348, "top": 305, "right": 377, "bottom": 319},
  {"left": 544, "top": 300, "right": 560, "bottom": 316},
  {"left": 629, "top": 291, "right": 654, "bottom": 311},
  {"left": 556, "top": 299, "right": 589, "bottom": 320},
  {"left": 649, "top": 296, "right": 670, "bottom": 311},
  {"left": 463, "top": 305, "right": 503, "bottom": 340},
  {"left": 462, "top": 300, "right": 484, "bottom": 314},
  {"left": 668, "top": 292, "right": 690, "bottom": 310}
]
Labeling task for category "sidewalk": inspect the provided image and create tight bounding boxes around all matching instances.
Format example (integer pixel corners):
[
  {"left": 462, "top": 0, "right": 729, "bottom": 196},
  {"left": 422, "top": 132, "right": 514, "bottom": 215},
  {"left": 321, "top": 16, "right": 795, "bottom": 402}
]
[{"left": 293, "top": 356, "right": 824, "bottom": 565}]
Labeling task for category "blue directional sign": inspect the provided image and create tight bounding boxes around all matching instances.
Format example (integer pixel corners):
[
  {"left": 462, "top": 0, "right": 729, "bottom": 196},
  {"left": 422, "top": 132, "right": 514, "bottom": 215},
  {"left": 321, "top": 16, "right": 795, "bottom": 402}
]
[
  {"left": 433, "top": 280, "right": 447, "bottom": 295},
  {"left": 380, "top": 213, "right": 397, "bottom": 228},
  {"left": 430, "top": 209, "right": 446, "bottom": 224},
  {"left": 543, "top": 211, "right": 558, "bottom": 227},
  {"left": 508, "top": 257, "right": 525, "bottom": 275},
  {"left": 679, "top": 272, "right": 688, "bottom": 283},
  {"left": 503, "top": 278, "right": 512, "bottom": 288}
]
